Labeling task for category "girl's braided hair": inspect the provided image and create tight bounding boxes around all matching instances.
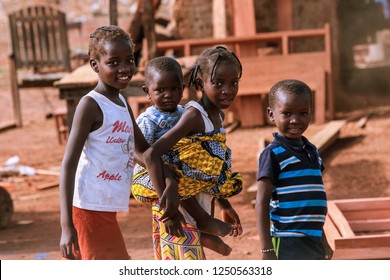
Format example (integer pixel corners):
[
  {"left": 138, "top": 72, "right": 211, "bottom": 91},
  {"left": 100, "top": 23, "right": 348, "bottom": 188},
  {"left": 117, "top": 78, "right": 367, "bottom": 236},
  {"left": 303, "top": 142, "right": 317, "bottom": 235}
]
[
  {"left": 89, "top": 25, "right": 134, "bottom": 60},
  {"left": 188, "top": 46, "right": 242, "bottom": 88}
]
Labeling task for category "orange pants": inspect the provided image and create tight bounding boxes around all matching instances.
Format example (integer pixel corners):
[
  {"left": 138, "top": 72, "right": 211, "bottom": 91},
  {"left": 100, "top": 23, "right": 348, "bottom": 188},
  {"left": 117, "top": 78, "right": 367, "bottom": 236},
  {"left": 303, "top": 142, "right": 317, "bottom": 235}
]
[{"left": 73, "top": 206, "right": 130, "bottom": 260}]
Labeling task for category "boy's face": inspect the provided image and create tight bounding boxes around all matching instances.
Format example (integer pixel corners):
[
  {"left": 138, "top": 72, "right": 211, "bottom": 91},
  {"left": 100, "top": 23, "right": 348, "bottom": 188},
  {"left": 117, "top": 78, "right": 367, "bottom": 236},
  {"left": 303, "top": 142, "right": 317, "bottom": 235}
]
[
  {"left": 92, "top": 39, "right": 136, "bottom": 91},
  {"left": 143, "top": 70, "right": 184, "bottom": 113},
  {"left": 267, "top": 89, "right": 312, "bottom": 141}
]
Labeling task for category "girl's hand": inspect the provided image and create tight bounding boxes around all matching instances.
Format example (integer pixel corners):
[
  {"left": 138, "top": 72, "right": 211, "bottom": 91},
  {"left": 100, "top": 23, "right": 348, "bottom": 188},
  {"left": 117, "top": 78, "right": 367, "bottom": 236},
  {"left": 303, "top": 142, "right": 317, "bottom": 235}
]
[
  {"left": 60, "top": 225, "right": 79, "bottom": 260},
  {"left": 158, "top": 175, "right": 180, "bottom": 222},
  {"left": 162, "top": 212, "right": 186, "bottom": 237},
  {"left": 218, "top": 198, "right": 243, "bottom": 237}
]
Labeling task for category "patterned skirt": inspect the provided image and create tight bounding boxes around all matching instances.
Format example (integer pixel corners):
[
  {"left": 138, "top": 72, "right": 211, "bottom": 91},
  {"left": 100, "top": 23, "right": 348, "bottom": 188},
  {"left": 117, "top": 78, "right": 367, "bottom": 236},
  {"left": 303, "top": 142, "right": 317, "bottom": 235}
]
[
  {"left": 152, "top": 203, "right": 205, "bottom": 260},
  {"left": 132, "top": 130, "right": 243, "bottom": 204}
]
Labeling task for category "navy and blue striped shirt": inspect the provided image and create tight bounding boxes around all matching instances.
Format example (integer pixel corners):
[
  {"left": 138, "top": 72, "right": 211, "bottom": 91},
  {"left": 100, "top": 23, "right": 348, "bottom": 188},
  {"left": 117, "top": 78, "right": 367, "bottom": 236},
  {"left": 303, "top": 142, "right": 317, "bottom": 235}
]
[{"left": 257, "top": 133, "right": 327, "bottom": 239}]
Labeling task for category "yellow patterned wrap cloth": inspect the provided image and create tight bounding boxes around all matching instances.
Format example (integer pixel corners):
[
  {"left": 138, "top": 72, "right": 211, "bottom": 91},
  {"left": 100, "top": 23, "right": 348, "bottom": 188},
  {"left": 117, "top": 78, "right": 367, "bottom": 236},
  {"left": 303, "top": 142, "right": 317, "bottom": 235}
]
[{"left": 132, "top": 129, "right": 243, "bottom": 204}]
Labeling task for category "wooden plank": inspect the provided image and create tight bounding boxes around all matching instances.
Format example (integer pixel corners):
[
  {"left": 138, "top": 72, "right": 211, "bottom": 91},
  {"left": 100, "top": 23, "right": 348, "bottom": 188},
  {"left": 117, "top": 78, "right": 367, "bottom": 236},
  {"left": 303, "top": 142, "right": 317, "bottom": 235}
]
[
  {"left": 35, "top": 182, "right": 59, "bottom": 191},
  {"left": 233, "top": 95, "right": 265, "bottom": 127},
  {"left": 109, "top": 0, "right": 118, "bottom": 26},
  {"left": 335, "top": 197, "right": 390, "bottom": 212},
  {"left": 157, "top": 26, "right": 330, "bottom": 55},
  {"left": 0, "top": 120, "right": 17, "bottom": 132},
  {"left": 327, "top": 201, "right": 355, "bottom": 237},
  {"left": 277, "top": 0, "right": 293, "bottom": 31},
  {"left": 323, "top": 214, "right": 341, "bottom": 250},
  {"left": 349, "top": 218, "right": 390, "bottom": 232},
  {"left": 247, "top": 181, "right": 258, "bottom": 194},
  {"left": 35, "top": 169, "right": 60, "bottom": 176},
  {"left": 8, "top": 54, "right": 22, "bottom": 127},
  {"left": 310, "top": 120, "right": 346, "bottom": 154},
  {"left": 334, "top": 234, "right": 390, "bottom": 249},
  {"left": 342, "top": 209, "right": 390, "bottom": 221},
  {"left": 333, "top": 247, "right": 390, "bottom": 260},
  {"left": 231, "top": 0, "right": 257, "bottom": 56},
  {"left": 213, "top": 0, "right": 227, "bottom": 38}
]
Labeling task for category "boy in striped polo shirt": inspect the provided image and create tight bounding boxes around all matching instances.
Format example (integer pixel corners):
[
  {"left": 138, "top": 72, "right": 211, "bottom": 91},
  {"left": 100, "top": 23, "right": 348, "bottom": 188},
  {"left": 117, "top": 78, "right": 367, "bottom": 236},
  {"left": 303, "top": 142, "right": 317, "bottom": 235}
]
[{"left": 255, "top": 79, "right": 333, "bottom": 260}]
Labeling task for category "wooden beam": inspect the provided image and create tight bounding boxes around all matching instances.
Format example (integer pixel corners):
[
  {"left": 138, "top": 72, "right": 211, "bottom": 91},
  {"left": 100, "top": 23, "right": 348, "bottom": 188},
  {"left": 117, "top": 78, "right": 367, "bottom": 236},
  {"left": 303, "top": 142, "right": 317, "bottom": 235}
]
[
  {"left": 349, "top": 218, "right": 390, "bottom": 232},
  {"left": 142, "top": 0, "right": 157, "bottom": 60},
  {"left": 311, "top": 120, "right": 346, "bottom": 154},
  {"left": 109, "top": 0, "right": 118, "bottom": 26},
  {"left": 327, "top": 201, "right": 355, "bottom": 237},
  {"left": 333, "top": 247, "right": 390, "bottom": 260},
  {"left": 342, "top": 209, "right": 390, "bottom": 221},
  {"left": 334, "top": 197, "right": 390, "bottom": 212},
  {"left": 335, "top": 234, "right": 390, "bottom": 249},
  {"left": 276, "top": 0, "right": 293, "bottom": 30},
  {"left": 323, "top": 214, "right": 341, "bottom": 250},
  {"left": 213, "top": 0, "right": 227, "bottom": 38},
  {"left": 0, "top": 121, "right": 17, "bottom": 132},
  {"left": 231, "top": 0, "right": 257, "bottom": 56}
]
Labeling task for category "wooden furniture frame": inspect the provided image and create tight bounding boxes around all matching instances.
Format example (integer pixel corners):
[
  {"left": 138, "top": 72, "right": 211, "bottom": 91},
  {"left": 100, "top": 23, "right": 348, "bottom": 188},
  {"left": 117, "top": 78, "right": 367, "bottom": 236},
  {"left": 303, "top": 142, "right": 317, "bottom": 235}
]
[
  {"left": 324, "top": 197, "right": 390, "bottom": 259},
  {"left": 156, "top": 24, "right": 333, "bottom": 127},
  {"left": 8, "top": 5, "right": 72, "bottom": 127}
]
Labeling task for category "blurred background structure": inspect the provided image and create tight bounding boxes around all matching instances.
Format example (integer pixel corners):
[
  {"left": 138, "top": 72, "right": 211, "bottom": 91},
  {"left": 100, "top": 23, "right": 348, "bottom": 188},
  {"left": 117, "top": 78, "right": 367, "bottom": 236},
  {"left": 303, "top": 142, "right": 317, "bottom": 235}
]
[{"left": 1, "top": 0, "right": 390, "bottom": 123}]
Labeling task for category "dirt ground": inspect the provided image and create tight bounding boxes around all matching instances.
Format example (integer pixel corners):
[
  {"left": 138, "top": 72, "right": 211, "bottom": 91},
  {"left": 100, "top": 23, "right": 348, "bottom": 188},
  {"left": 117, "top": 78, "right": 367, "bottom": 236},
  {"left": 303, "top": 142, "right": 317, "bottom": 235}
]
[{"left": 2, "top": 12, "right": 390, "bottom": 261}]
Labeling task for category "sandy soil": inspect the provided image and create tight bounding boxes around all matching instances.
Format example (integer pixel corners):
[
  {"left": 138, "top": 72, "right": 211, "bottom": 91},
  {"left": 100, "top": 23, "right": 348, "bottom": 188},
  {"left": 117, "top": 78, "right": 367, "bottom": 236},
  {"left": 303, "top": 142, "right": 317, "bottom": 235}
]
[{"left": 1, "top": 12, "right": 390, "bottom": 261}]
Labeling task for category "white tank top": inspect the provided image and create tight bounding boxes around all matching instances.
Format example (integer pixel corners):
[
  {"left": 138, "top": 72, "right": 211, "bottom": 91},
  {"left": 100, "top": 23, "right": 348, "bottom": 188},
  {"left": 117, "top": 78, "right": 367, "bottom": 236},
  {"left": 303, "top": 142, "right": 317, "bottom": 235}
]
[
  {"left": 185, "top": 101, "right": 216, "bottom": 132},
  {"left": 73, "top": 91, "right": 135, "bottom": 212}
]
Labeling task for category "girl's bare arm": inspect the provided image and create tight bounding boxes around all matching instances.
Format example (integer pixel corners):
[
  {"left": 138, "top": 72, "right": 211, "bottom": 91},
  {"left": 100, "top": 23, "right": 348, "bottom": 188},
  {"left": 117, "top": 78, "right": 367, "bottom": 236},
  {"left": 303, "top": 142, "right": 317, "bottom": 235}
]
[{"left": 59, "top": 97, "right": 100, "bottom": 259}]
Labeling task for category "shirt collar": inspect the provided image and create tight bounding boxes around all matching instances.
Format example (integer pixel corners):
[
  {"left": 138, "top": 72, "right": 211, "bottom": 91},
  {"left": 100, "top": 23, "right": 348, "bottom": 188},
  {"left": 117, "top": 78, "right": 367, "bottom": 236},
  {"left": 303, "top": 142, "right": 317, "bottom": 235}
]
[{"left": 272, "top": 132, "right": 316, "bottom": 151}]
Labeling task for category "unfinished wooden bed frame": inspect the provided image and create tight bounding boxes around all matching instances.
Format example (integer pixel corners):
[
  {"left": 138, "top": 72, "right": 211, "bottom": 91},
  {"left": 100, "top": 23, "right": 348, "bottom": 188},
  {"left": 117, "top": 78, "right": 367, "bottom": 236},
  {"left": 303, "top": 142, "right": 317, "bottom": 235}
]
[
  {"left": 156, "top": 24, "right": 333, "bottom": 127},
  {"left": 324, "top": 197, "right": 390, "bottom": 260}
]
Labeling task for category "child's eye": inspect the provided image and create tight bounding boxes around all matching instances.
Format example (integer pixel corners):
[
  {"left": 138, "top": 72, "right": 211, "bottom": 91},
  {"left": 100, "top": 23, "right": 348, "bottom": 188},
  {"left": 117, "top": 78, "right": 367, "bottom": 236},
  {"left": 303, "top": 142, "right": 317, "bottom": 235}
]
[
  {"left": 127, "top": 58, "right": 135, "bottom": 65},
  {"left": 155, "top": 88, "right": 164, "bottom": 93},
  {"left": 108, "top": 60, "right": 118, "bottom": 66},
  {"left": 282, "top": 112, "right": 291, "bottom": 116}
]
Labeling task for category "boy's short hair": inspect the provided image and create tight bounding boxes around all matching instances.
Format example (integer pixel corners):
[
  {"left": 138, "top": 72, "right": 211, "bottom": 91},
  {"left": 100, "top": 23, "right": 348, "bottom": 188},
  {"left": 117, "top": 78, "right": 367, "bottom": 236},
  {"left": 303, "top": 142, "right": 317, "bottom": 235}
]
[
  {"left": 89, "top": 25, "right": 133, "bottom": 60},
  {"left": 268, "top": 79, "right": 313, "bottom": 109},
  {"left": 144, "top": 56, "right": 183, "bottom": 86}
]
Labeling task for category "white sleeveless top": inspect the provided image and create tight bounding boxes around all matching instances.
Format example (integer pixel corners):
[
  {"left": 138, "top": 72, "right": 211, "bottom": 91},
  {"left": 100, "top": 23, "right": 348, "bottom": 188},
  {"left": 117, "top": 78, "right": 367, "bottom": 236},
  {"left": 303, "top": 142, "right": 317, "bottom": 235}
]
[
  {"left": 73, "top": 91, "right": 135, "bottom": 212},
  {"left": 185, "top": 101, "right": 216, "bottom": 132}
]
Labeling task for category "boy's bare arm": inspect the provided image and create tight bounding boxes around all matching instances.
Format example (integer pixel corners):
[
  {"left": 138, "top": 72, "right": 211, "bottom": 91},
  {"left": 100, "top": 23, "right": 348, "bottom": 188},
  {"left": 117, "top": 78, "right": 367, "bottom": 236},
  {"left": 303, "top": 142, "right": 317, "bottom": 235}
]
[{"left": 255, "top": 177, "right": 277, "bottom": 260}]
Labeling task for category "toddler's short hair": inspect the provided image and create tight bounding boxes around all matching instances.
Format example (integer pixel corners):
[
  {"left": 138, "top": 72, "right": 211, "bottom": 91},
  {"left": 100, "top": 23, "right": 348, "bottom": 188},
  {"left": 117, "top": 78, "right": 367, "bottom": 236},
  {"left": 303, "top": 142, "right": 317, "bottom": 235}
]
[{"left": 144, "top": 56, "right": 183, "bottom": 86}]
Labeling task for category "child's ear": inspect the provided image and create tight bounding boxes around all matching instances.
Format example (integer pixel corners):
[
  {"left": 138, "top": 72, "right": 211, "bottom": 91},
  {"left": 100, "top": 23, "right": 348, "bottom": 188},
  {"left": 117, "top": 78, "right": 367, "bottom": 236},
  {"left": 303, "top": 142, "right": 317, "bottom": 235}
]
[
  {"left": 142, "top": 86, "right": 151, "bottom": 99},
  {"left": 194, "top": 77, "right": 204, "bottom": 91},
  {"left": 90, "top": 58, "right": 99, "bottom": 73},
  {"left": 267, "top": 107, "right": 275, "bottom": 123}
]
